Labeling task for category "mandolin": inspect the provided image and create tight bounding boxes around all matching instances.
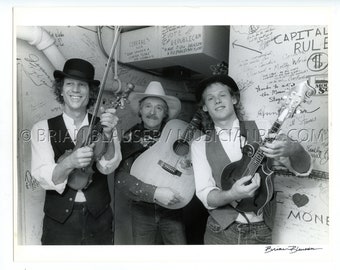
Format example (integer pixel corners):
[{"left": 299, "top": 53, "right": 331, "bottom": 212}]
[
  {"left": 221, "top": 79, "right": 316, "bottom": 215},
  {"left": 130, "top": 110, "right": 202, "bottom": 209}
]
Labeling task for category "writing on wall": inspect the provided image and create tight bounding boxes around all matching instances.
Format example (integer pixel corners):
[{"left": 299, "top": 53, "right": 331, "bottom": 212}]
[
  {"left": 273, "top": 173, "right": 329, "bottom": 244},
  {"left": 119, "top": 27, "right": 158, "bottom": 63},
  {"left": 229, "top": 25, "right": 329, "bottom": 244},
  {"left": 120, "top": 26, "right": 205, "bottom": 63},
  {"left": 273, "top": 27, "right": 328, "bottom": 57},
  {"left": 229, "top": 25, "right": 328, "bottom": 173},
  {"left": 17, "top": 26, "right": 195, "bottom": 245},
  {"left": 160, "top": 26, "right": 203, "bottom": 57}
]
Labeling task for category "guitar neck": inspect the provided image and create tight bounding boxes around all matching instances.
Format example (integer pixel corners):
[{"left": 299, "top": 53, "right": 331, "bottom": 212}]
[
  {"left": 180, "top": 111, "right": 202, "bottom": 142},
  {"left": 181, "top": 125, "right": 197, "bottom": 142}
]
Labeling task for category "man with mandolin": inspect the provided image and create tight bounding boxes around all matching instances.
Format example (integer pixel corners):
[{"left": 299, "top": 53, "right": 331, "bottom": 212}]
[
  {"left": 31, "top": 58, "right": 122, "bottom": 244},
  {"left": 191, "top": 75, "right": 312, "bottom": 244},
  {"left": 115, "top": 81, "right": 188, "bottom": 244}
]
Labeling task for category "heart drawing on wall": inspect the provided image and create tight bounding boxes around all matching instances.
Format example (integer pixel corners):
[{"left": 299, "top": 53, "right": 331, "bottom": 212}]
[{"left": 292, "top": 193, "right": 309, "bottom": 207}]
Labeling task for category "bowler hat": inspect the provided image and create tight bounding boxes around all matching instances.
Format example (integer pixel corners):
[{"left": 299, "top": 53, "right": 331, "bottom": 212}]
[
  {"left": 195, "top": 75, "right": 240, "bottom": 103},
  {"left": 129, "top": 81, "right": 181, "bottom": 120},
  {"left": 53, "top": 58, "right": 100, "bottom": 86}
]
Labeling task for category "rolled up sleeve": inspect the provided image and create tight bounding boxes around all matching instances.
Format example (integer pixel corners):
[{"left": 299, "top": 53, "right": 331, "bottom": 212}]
[
  {"left": 96, "top": 129, "right": 122, "bottom": 175},
  {"left": 191, "top": 136, "right": 219, "bottom": 210},
  {"left": 31, "top": 121, "right": 67, "bottom": 194},
  {"left": 256, "top": 120, "right": 313, "bottom": 177},
  {"left": 274, "top": 156, "right": 313, "bottom": 177}
]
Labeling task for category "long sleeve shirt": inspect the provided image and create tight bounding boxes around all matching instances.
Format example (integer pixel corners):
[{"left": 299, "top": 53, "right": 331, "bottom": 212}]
[
  {"left": 31, "top": 112, "right": 122, "bottom": 202},
  {"left": 191, "top": 119, "right": 312, "bottom": 223},
  {"left": 115, "top": 123, "right": 165, "bottom": 203}
]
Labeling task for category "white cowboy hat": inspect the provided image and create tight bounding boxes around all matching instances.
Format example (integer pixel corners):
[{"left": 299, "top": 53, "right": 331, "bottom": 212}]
[{"left": 129, "top": 81, "right": 181, "bottom": 119}]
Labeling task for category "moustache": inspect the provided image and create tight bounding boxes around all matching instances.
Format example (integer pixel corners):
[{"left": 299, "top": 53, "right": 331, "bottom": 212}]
[{"left": 146, "top": 114, "right": 159, "bottom": 120}]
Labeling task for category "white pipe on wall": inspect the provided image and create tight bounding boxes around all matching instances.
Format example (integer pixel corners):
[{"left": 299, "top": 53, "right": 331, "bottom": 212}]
[{"left": 17, "top": 26, "right": 66, "bottom": 70}]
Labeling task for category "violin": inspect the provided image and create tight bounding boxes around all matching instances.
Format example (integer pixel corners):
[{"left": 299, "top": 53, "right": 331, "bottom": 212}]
[
  {"left": 58, "top": 83, "right": 134, "bottom": 190},
  {"left": 57, "top": 26, "right": 132, "bottom": 190}
]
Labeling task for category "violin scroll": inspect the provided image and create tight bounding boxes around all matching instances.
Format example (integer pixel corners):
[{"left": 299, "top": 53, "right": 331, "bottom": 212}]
[{"left": 108, "top": 82, "right": 135, "bottom": 110}]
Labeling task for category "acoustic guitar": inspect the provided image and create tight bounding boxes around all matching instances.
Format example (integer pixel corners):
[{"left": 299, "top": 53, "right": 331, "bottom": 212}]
[
  {"left": 130, "top": 111, "right": 202, "bottom": 209},
  {"left": 221, "top": 80, "right": 316, "bottom": 215}
]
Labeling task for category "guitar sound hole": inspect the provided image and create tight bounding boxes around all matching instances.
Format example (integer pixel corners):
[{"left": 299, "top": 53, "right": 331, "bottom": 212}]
[{"left": 173, "top": 140, "right": 189, "bottom": 156}]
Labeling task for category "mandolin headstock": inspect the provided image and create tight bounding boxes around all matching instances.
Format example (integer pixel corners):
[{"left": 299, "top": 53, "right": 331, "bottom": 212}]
[{"left": 278, "top": 79, "right": 316, "bottom": 122}]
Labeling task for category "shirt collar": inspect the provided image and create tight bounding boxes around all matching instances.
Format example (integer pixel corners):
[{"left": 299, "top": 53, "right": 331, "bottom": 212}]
[
  {"left": 215, "top": 118, "right": 240, "bottom": 134},
  {"left": 62, "top": 112, "right": 89, "bottom": 128}
]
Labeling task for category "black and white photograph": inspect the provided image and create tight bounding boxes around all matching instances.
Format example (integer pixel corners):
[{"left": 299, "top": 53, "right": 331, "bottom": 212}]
[
  {"left": 1, "top": 3, "right": 339, "bottom": 270},
  {"left": 15, "top": 24, "right": 328, "bottom": 245}
]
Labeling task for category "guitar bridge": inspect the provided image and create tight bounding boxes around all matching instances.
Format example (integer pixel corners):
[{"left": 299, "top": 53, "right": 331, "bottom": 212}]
[{"left": 158, "top": 160, "right": 182, "bottom": 177}]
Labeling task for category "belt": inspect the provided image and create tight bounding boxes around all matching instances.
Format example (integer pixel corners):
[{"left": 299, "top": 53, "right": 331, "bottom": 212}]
[{"left": 234, "top": 221, "right": 266, "bottom": 228}]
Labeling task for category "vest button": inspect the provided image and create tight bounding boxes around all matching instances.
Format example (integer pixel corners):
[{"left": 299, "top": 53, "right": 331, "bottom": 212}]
[
  {"left": 65, "top": 209, "right": 69, "bottom": 213},
  {"left": 69, "top": 197, "right": 73, "bottom": 201}
]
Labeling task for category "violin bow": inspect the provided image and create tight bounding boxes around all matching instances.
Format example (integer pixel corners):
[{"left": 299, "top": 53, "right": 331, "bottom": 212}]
[{"left": 85, "top": 26, "right": 122, "bottom": 146}]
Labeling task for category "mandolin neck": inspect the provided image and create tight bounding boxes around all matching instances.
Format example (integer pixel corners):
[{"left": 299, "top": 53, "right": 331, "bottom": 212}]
[{"left": 244, "top": 119, "right": 283, "bottom": 177}]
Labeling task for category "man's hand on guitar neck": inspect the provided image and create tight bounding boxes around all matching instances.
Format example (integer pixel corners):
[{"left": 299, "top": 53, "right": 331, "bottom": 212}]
[{"left": 154, "top": 187, "right": 183, "bottom": 206}]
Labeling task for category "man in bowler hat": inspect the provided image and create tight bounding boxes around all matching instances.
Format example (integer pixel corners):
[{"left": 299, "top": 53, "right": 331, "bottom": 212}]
[{"left": 31, "top": 58, "right": 122, "bottom": 244}]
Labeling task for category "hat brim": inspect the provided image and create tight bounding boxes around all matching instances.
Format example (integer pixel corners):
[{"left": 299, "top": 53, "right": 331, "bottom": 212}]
[
  {"left": 196, "top": 75, "right": 239, "bottom": 103},
  {"left": 129, "top": 92, "right": 181, "bottom": 120},
  {"left": 53, "top": 70, "right": 100, "bottom": 86}
]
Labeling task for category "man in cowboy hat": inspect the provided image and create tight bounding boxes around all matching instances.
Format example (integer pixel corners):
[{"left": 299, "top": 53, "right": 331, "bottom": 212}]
[
  {"left": 115, "top": 81, "right": 187, "bottom": 244},
  {"left": 31, "top": 58, "right": 122, "bottom": 244}
]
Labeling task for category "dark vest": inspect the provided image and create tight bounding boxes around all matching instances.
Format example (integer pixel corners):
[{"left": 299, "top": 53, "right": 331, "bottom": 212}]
[
  {"left": 205, "top": 121, "right": 276, "bottom": 230},
  {"left": 44, "top": 114, "right": 111, "bottom": 223}
]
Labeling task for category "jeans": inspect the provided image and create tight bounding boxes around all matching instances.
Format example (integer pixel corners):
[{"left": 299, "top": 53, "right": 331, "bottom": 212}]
[
  {"left": 131, "top": 201, "right": 187, "bottom": 245},
  {"left": 204, "top": 216, "right": 272, "bottom": 245},
  {"left": 41, "top": 203, "right": 113, "bottom": 245}
]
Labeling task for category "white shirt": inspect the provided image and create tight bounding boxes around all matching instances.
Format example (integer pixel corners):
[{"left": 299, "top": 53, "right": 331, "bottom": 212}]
[
  {"left": 31, "top": 112, "right": 122, "bottom": 202},
  {"left": 191, "top": 119, "right": 312, "bottom": 223}
]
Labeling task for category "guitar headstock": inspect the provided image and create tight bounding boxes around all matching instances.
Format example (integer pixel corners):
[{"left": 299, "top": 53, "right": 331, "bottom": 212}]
[
  {"left": 190, "top": 109, "right": 204, "bottom": 129},
  {"left": 278, "top": 80, "right": 316, "bottom": 121}
]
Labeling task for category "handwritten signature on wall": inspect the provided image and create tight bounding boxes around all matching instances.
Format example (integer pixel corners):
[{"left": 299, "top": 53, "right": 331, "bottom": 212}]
[{"left": 21, "top": 54, "right": 54, "bottom": 88}]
